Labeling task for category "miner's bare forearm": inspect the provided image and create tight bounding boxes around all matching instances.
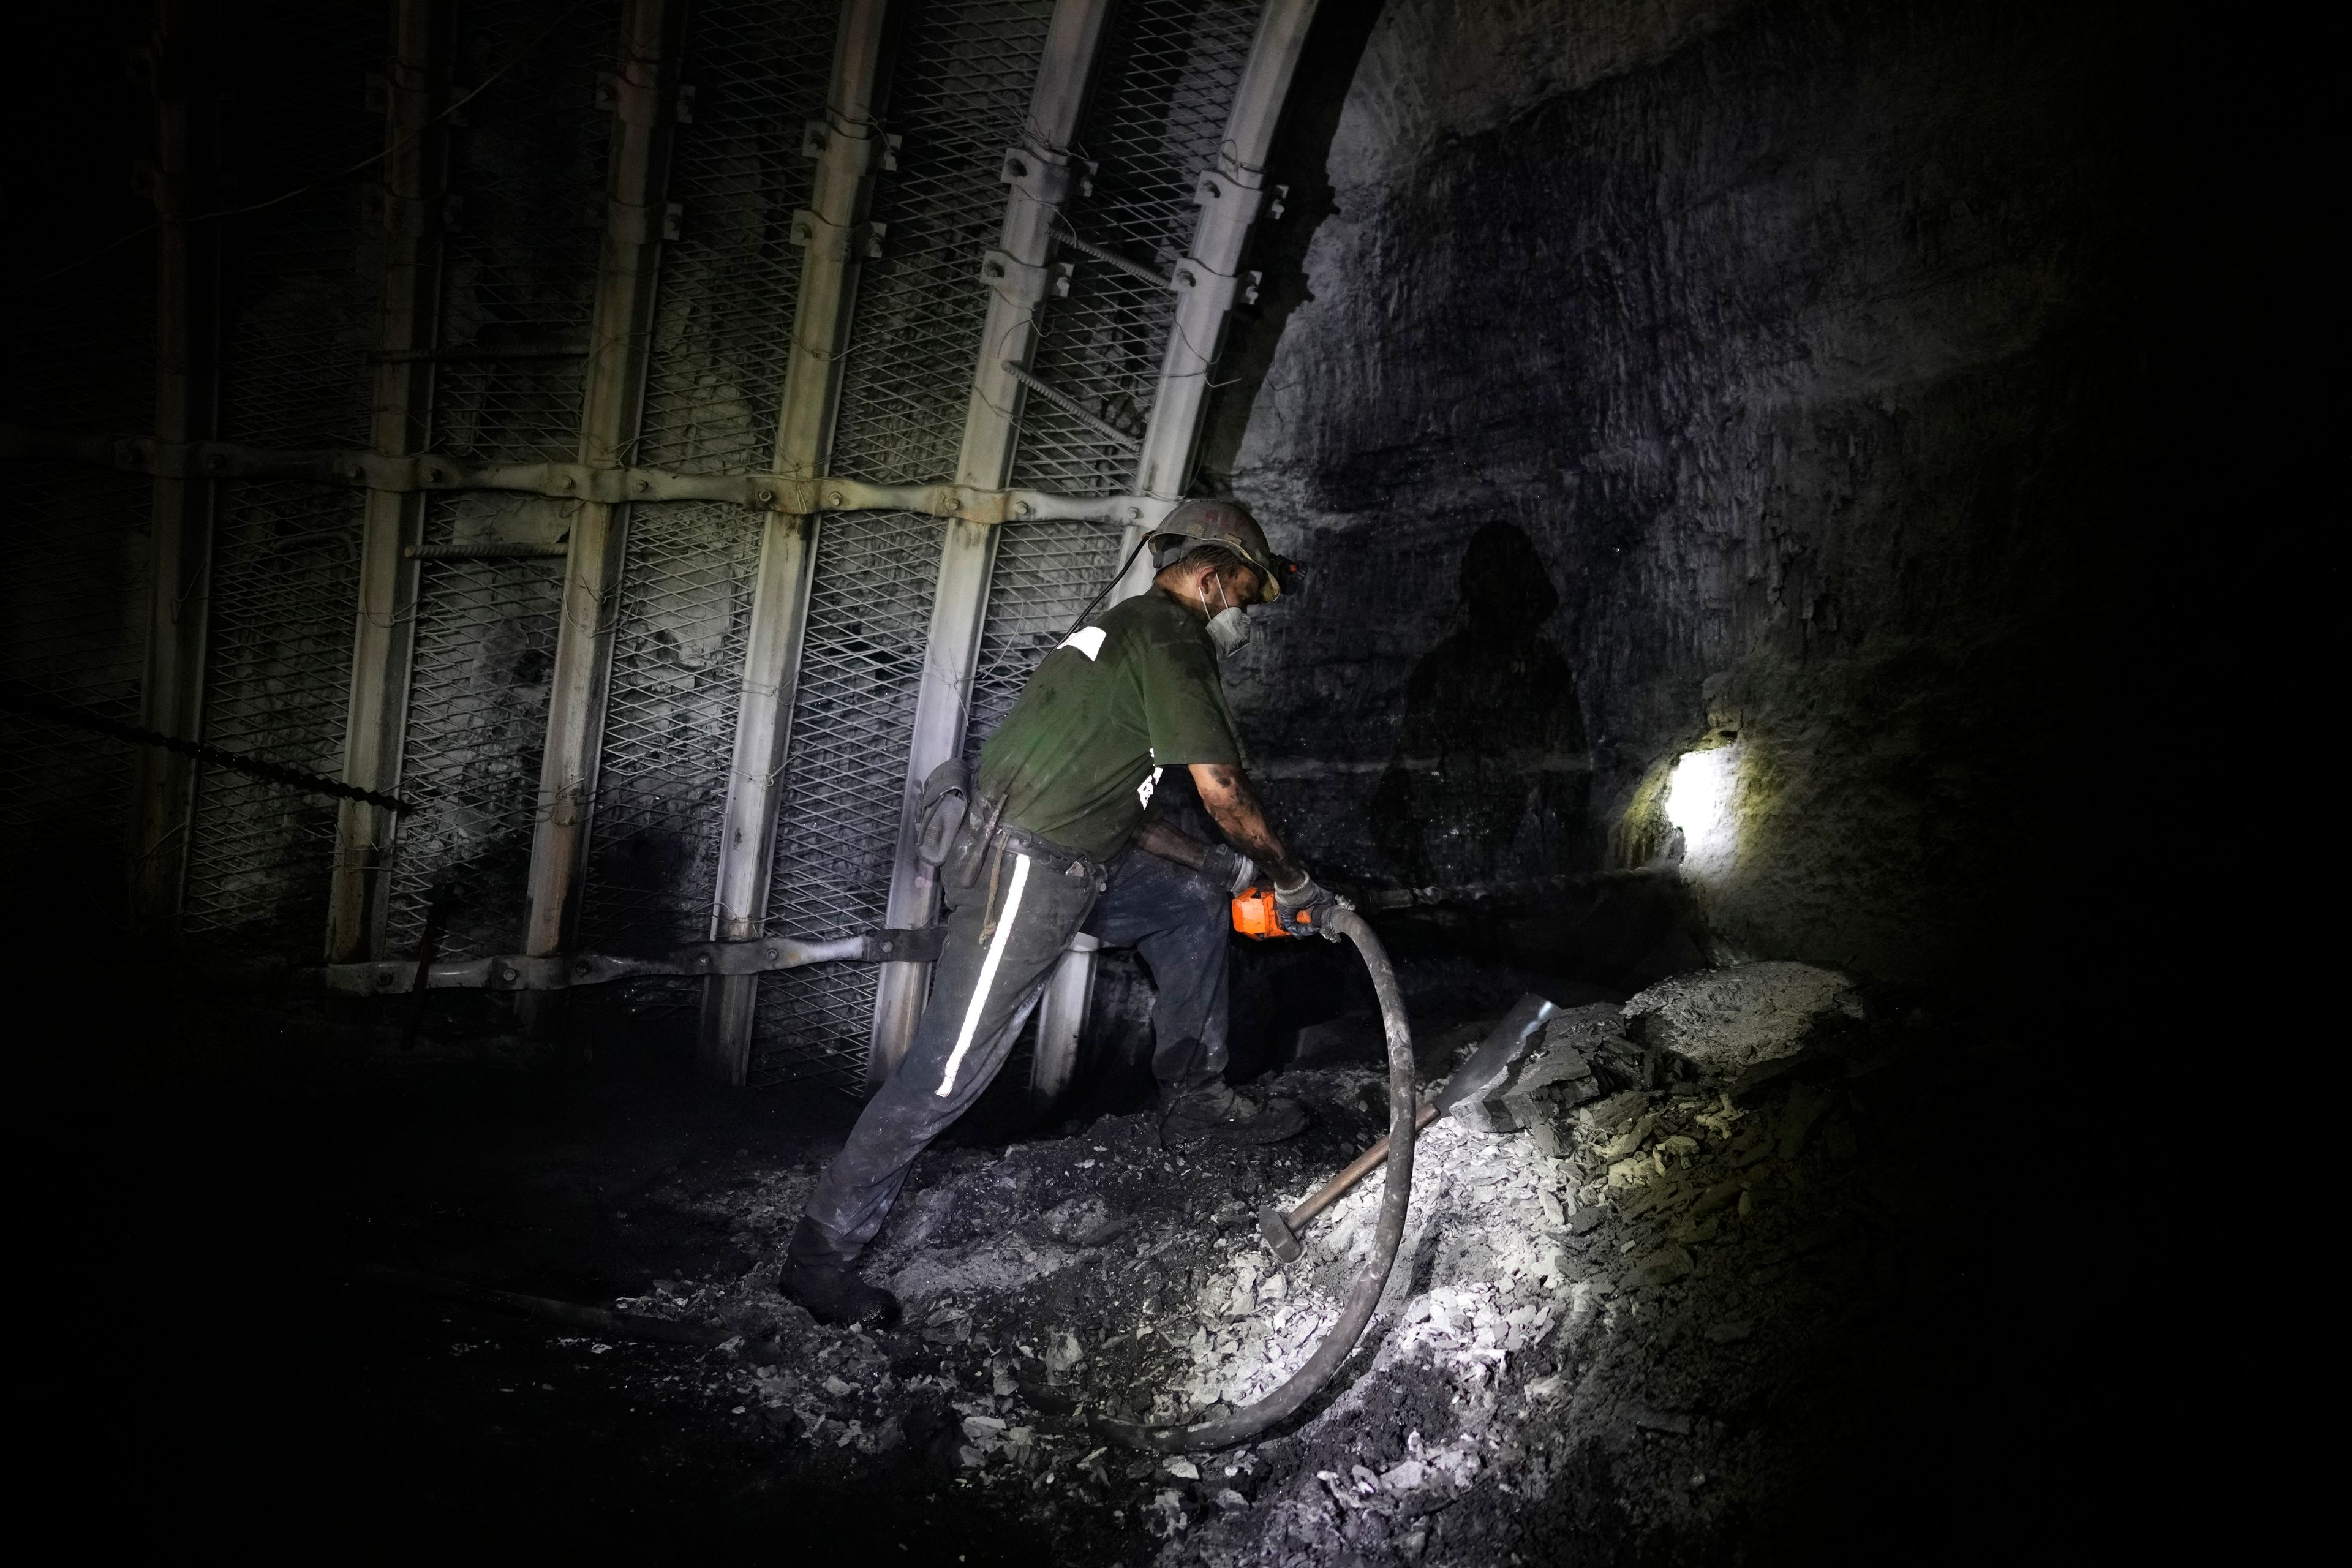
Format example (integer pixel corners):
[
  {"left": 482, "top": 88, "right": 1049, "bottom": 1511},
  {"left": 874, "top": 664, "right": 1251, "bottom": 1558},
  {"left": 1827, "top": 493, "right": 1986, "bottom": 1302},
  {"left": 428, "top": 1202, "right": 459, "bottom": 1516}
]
[{"left": 1189, "top": 763, "right": 1300, "bottom": 884}]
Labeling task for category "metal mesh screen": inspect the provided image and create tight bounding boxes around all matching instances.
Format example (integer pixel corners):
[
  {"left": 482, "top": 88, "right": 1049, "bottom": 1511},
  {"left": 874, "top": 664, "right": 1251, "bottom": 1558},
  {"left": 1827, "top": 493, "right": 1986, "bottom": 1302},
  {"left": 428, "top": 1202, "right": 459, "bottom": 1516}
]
[
  {"left": 432, "top": 0, "right": 616, "bottom": 470},
  {"left": 568, "top": 1, "right": 832, "bottom": 1029},
  {"left": 383, "top": 549, "right": 568, "bottom": 960},
  {"left": 578, "top": 500, "right": 760, "bottom": 954},
  {"left": 207, "top": 0, "right": 385, "bottom": 454},
  {"left": 179, "top": 0, "right": 382, "bottom": 941},
  {"left": 824, "top": 0, "right": 1058, "bottom": 484},
  {"left": 180, "top": 481, "right": 364, "bottom": 938},
  {"left": 379, "top": 0, "right": 615, "bottom": 962},
  {"left": 748, "top": 1, "right": 1052, "bottom": 1084},
  {"left": 752, "top": 511, "right": 942, "bottom": 1087},
  {"left": 1012, "top": 0, "right": 1259, "bottom": 493},
  {"left": 638, "top": 0, "right": 834, "bottom": 475}
]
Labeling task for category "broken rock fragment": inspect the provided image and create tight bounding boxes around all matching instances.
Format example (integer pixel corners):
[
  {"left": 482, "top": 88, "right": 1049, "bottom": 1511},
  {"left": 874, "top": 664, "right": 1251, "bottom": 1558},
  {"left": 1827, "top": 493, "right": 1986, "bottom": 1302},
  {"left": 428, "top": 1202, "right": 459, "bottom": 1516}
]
[
  {"left": 1039, "top": 1196, "right": 1109, "bottom": 1245},
  {"left": 1630, "top": 1244, "right": 1696, "bottom": 1287},
  {"left": 1599, "top": 1113, "right": 1657, "bottom": 1161},
  {"left": 1624, "top": 962, "right": 1864, "bottom": 1076},
  {"left": 1542, "top": 1002, "right": 1630, "bottom": 1055},
  {"left": 1693, "top": 1177, "right": 1744, "bottom": 1216},
  {"left": 1582, "top": 1090, "right": 1650, "bottom": 1136},
  {"left": 1451, "top": 1046, "right": 1604, "bottom": 1146}
]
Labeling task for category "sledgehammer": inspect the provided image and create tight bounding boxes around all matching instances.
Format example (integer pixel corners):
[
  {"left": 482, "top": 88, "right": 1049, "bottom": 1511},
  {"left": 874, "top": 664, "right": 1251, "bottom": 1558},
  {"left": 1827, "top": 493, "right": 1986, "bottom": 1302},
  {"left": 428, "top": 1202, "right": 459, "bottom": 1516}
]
[{"left": 1257, "top": 993, "right": 1561, "bottom": 1262}]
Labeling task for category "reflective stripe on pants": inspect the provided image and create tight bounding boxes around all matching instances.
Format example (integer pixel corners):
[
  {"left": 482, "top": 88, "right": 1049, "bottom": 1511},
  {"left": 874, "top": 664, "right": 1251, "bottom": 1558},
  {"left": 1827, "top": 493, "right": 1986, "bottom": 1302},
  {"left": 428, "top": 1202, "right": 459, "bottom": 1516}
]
[
  {"left": 799, "top": 840, "right": 1237, "bottom": 1257},
  {"left": 802, "top": 849, "right": 1096, "bottom": 1251}
]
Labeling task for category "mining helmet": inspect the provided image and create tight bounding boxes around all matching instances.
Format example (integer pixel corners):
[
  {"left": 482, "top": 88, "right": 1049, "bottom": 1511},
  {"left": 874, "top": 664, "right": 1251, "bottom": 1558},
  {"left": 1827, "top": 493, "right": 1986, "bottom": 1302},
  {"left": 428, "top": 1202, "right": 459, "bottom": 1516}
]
[{"left": 1148, "top": 497, "right": 1302, "bottom": 604}]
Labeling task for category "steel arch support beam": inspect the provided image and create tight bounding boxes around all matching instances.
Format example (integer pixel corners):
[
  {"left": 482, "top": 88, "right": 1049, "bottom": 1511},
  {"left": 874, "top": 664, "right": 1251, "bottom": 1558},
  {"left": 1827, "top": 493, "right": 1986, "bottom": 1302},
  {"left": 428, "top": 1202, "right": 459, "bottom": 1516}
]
[
  {"left": 1111, "top": 0, "right": 1324, "bottom": 605},
  {"left": 700, "top": 0, "right": 897, "bottom": 1085},
  {"left": 867, "top": 0, "right": 1118, "bottom": 1086},
  {"left": 329, "top": 0, "right": 447, "bottom": 962},
  {"left": 128, "top": 0, "right": 220, "bottom": 933},
  {"left": 701, "top": 513, "right": 818, "bottom": 1083},
  {"left": 519, "top": 0, "right": 688, "bottom": 992},
  {"left": 1028, "top": 929, "right": 1098, "bottom": 1108},
  {"left": 1066, "top": 0, "right": 1330, "bottom": 1057},
  {"left": 0, "top": 424, "right": 1187, "bottom": 523}
]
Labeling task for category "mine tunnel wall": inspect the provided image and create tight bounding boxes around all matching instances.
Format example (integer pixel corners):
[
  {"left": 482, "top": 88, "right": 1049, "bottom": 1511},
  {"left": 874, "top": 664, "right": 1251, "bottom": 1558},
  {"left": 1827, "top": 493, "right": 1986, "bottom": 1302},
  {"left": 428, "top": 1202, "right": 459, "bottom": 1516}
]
[
  {"left": 1211, "top": 0, "right": 2143, "bottom": 995},
  {"left": 0, "top": 0, "right": 2154, "bottom": 1062}
]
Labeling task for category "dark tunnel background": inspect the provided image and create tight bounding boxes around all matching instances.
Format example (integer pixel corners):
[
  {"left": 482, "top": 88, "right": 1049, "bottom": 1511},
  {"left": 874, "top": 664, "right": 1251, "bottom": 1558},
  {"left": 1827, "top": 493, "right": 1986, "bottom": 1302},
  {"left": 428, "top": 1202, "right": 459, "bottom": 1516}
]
[{"left": 1, "top": 0, "right": 2194, "bottom": 1556}]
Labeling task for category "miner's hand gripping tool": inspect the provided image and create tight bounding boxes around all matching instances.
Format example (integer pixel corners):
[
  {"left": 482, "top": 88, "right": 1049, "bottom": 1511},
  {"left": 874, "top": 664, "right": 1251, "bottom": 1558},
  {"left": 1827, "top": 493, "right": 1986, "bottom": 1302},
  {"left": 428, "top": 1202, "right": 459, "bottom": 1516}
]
[{"left": 1228, "top": 882, "right": 1335, "bottom": 940}]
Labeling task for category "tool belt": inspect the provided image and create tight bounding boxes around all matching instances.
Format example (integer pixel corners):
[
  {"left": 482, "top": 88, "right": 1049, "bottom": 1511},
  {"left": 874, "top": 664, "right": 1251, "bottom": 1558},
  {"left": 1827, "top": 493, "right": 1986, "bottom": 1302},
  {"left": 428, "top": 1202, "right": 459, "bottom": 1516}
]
[
  {"left": 921, "top": 758, "right": 1101, "bottom": 892},
  {"left": 995, "top": 821, "right": 1099, "bottom": 884}
]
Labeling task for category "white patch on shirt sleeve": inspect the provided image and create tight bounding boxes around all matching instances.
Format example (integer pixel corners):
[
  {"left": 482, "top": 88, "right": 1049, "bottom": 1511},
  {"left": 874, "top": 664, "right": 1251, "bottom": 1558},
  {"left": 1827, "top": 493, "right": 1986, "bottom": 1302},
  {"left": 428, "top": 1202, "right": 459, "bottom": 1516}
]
[{"left": 1058, "top": 626, "right": 1108, "bottom": 662}]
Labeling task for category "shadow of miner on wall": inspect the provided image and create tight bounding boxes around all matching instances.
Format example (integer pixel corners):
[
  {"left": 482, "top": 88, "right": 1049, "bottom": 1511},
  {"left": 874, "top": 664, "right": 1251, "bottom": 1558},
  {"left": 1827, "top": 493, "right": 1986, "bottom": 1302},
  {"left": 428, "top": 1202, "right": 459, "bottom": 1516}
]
[{"left": 1369, "top": 521, "right": 1591, "bottom": 888}]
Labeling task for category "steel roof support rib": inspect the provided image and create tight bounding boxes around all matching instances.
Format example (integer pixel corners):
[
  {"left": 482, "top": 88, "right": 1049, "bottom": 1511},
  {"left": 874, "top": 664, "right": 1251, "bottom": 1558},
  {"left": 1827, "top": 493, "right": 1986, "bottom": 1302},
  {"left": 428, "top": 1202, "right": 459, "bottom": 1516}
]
[
  {"left": 328, "top": 0, "right": 448, "bottom": 962},
  {"left": 865, "top": 0, "right": 1120, "bottom": 1086},
  {"left": 515, "top": 0, "right": 688, "bottom": 1016},
  {"left": 700, "top": 0, "right": 897, "bottom": 1085},
  {"left": 1109, "top": 0, "right": 1321, "bottom": 604},
  {"left": 1027, "top": 0, "right": 1325, "bottom": 1096},
  {"left": 128, "top": 0, "right": 220, "bottom": 933}
]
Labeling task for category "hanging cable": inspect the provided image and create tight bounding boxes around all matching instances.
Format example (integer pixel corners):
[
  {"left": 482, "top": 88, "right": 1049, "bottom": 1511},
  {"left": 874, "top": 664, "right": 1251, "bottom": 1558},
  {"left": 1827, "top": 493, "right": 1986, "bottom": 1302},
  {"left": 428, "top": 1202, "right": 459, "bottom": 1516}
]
[{"left": 1058, "top": 532, "right": 1156, "bottom": 642}]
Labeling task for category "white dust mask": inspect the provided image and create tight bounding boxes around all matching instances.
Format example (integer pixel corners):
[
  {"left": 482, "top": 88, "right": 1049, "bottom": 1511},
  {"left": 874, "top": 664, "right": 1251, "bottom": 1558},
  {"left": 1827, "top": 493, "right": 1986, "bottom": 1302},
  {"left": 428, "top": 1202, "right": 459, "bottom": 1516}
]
[{"left": 1205, "top": 571, "right": 1251, "bottom": 658}]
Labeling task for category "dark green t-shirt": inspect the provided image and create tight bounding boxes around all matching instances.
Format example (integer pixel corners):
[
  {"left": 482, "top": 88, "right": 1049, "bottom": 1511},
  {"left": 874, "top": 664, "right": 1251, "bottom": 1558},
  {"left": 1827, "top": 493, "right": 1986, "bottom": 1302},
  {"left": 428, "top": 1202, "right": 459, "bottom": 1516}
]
[{"left": 975, "top": 589, "right": 1242, "bottom": 860}]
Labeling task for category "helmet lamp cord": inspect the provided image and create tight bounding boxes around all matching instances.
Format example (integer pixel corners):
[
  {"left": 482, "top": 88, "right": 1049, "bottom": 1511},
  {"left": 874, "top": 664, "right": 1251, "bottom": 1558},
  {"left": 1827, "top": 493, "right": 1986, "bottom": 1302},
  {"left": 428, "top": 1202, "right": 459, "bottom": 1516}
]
[{"left": 1060, "top": 533, "right": 1155, "bottom": 642}]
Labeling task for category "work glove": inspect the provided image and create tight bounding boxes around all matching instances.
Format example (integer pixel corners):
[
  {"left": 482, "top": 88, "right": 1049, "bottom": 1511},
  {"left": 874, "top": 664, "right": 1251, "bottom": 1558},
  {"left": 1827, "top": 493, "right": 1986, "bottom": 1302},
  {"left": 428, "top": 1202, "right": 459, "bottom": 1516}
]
[
  {"left": 1200, "top": 842, "right": 1259, "bottom": 895},
  {"left": 1273, "top": 871, "right": 1344, "bottom": 938}
]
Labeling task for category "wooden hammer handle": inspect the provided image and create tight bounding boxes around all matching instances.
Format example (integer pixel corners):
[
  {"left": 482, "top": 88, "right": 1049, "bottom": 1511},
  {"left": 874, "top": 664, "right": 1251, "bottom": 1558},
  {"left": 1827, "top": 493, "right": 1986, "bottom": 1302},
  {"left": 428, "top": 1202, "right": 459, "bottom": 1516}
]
[{"left": 1287, "top": 1098, "right": 1440, "bottom": 1227}]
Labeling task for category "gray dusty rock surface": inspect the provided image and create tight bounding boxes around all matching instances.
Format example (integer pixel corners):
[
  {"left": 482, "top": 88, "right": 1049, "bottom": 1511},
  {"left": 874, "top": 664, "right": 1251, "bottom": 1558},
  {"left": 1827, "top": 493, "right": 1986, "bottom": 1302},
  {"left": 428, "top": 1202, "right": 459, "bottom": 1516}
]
[
  {"left": 1624, "top": 962, "right": 1864, "bottom": 1076},
  {"left": 205, "top": 966, "right": 2074, "bottom": 1562},
  {"left": 492, "top": 1002, "right": 2012, "bottom": 1564}
]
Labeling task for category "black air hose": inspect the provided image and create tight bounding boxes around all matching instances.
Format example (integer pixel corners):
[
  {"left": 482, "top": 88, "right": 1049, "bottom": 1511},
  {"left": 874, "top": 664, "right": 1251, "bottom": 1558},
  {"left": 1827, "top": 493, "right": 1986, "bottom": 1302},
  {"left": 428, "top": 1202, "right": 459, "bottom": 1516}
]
[{"left": 1096, "top": 907, "right": 1416, "bottom": 1452}]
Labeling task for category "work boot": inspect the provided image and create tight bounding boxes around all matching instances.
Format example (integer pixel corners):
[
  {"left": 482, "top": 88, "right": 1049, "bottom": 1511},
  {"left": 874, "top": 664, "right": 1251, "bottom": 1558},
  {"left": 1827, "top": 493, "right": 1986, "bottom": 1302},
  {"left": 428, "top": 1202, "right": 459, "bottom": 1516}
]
[
  {"left": 779, "top": 1218, "right": 899, "bottom": 1328},
  {"left": 1159, "top": 1081, "right": 1308, "bottom": 1147}
]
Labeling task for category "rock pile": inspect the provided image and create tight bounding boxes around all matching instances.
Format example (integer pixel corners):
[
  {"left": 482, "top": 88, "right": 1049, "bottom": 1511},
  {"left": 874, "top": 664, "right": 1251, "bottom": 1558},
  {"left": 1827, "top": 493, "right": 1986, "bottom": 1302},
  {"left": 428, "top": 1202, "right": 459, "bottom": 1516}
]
[{"left": 599, "top": 958, "right": 1954, "bottom": 1562}]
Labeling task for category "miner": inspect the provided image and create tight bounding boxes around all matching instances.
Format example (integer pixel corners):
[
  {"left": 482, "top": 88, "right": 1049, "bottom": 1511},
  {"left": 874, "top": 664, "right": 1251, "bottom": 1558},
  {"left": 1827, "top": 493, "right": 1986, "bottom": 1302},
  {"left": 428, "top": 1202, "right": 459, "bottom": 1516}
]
[{"left": 782, "top": 500, "right": 1336, "bottom": 1326}]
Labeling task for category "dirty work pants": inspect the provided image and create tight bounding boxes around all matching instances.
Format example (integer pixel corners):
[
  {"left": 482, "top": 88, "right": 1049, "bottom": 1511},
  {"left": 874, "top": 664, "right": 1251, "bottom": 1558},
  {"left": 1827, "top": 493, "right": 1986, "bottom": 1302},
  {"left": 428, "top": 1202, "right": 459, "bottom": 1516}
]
[{"left": 801, "top": 843, "right": 1232, "bottom": 1256}]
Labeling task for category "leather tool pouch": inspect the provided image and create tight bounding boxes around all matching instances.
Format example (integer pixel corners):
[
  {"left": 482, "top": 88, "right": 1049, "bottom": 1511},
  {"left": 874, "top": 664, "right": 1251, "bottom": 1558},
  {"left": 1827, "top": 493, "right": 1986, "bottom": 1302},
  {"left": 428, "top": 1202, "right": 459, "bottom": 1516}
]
[
  {"left": 915, "top": 758, "right": 969, "bottom": 869},
  {"left": 942, "top": 786, "right": 1005, "bottom": 892}
]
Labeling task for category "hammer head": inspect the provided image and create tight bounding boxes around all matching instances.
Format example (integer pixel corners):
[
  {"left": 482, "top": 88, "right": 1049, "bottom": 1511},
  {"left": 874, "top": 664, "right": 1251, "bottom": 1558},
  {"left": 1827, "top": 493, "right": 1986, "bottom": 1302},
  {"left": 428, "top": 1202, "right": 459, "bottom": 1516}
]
[{"left": 1257, "top": 1204, "right": 1302, "bottom": 1264}]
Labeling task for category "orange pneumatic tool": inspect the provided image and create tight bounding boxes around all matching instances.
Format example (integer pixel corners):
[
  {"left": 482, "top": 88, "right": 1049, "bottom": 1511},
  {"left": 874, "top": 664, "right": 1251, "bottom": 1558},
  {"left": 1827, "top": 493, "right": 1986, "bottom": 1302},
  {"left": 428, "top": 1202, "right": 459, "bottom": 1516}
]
[{"left": 1231, "top": 885, "right": 1314, "bottom": 939}]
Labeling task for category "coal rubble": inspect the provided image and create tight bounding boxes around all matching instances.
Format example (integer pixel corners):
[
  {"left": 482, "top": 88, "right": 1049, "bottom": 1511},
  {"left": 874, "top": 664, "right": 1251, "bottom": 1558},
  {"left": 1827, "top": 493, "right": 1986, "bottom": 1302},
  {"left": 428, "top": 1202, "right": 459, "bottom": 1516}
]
[{"left": 557, "top": 963, "right": 2019, "bottom": 1564}]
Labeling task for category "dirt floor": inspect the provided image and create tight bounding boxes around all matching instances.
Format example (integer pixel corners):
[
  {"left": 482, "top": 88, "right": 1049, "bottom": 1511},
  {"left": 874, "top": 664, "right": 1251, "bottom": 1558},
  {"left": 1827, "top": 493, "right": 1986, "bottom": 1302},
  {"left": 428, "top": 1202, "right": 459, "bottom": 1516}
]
[{"left": 37, "top": 956, "right": 2106, "bottom": 1561}]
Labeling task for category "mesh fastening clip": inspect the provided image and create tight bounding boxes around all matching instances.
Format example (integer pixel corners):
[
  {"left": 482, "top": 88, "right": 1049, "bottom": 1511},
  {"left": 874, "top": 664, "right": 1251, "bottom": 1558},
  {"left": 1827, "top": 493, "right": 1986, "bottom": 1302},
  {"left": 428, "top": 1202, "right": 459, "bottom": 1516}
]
[
  {"left": 979, "top": 249, "right": 1071, "bottom": 303},
  {"left": 791, "top": 209, "right": 886, "bottom": 262}
]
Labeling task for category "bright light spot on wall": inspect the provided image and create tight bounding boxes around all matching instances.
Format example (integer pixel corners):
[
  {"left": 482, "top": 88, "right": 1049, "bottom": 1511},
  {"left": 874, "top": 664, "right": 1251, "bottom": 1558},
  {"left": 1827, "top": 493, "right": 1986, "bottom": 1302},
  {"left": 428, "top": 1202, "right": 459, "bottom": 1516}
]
[{"left": 1665, "top": 744, "right": 1743, "bottom": 875}]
